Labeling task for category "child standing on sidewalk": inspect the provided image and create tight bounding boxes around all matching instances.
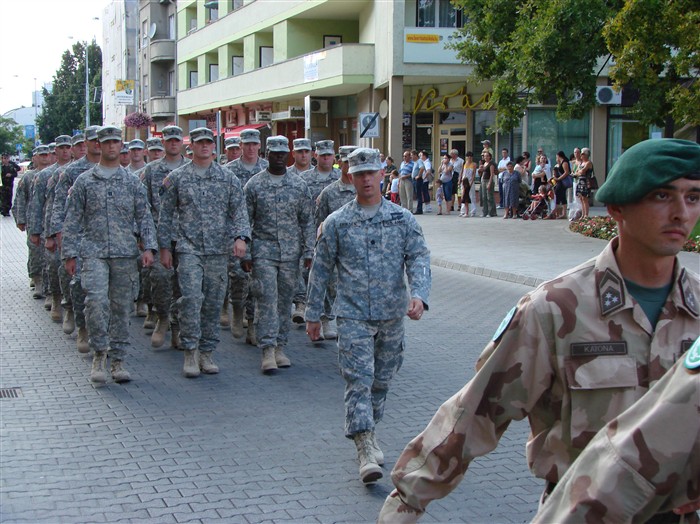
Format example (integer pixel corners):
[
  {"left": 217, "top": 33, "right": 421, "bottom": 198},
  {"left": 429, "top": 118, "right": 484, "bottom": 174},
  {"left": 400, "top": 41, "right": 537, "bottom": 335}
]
[
  {"left": 389, "top": 171, "right": 400, "bottom": 204},
  {"left": 435, "top": 179, "right": 445, "bottom": 215}
]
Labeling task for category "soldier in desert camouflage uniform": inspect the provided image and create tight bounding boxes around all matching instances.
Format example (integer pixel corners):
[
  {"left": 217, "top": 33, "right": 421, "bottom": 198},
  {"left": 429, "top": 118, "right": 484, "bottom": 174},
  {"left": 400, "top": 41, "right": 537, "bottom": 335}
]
[
  {"left": 224, "top": 129, "right": 268, "bottom": 341},
  {"left": 378, "top": 138, "right": 700, "bottom": 522},
  {"left": 532, "top": 340, "right": 700, "bottom": 524},
  {"left": 62, "top": 126, "right": 157, "bottom": 385},
  {"left": 306, "top": 147, "right": 431, "bottom": 485},
  {"left": 140, "top": 126, "right": 189, "bottom": 349},
  {"left": 158, "top": 127, "right": 250, "bottom": 379},
  {"left": 312, "top": 144, "right": 356, "bottom": 340},
  {"left": 242, "top": 135, "right": 314, "bottom": 374}
]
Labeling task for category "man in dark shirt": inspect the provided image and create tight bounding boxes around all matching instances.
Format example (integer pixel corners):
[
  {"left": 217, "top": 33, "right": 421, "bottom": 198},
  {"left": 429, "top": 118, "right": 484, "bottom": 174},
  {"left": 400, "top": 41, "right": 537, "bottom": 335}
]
[{"left": 1, "top": 153, "right": 21, "bottom": 216}]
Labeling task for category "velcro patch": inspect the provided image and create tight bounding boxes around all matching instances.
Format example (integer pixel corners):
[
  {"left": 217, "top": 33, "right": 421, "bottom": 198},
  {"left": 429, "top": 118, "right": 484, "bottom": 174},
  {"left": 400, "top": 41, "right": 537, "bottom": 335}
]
[
  {"left": 570, "top": 341, "right": 627, "bottom": 357},
  {"left": 684, "top": 338, "right": 700, "bottom": 370}
]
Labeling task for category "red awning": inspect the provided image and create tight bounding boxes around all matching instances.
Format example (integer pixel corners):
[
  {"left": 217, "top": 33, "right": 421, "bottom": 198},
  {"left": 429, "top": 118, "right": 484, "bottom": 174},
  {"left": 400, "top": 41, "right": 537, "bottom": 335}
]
[{"left": 223, "top": 123, "right": 268, "bottom": 139}]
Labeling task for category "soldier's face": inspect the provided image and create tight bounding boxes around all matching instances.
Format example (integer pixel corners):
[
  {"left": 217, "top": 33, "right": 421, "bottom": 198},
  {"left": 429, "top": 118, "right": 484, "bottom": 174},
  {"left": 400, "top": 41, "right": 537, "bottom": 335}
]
[
  {"left": 119, "top": 152, "right": 130, "bottom": 166},
  {"left": 267, "top": 151, "right": 288, "bottom": 171},
  {"left": 317, "top": 153, "right": 334, "bottom": 171},
  {"left": 147, "top": 149, "right": 164, "bottom": 162},
  {"left": 609, "top": 178, "right": 700, "bottom": 258},
  {"left": 130, "top": 148, "right": 144, "bottom": 163},
  {"left": 72, "top": 142, "right": 87, "bottom": 159},
  {"left": 99, "top": 140, "right": 122, "bottom": 162},
  {"left": 164, "top": 139, "right": 182, "bottom": 157},
  {"left": 36, "top": 154, "right": 50, "bottom": 168},
  {"left": 350, "top": 170, "right": 382, "bottom": 203},
  {"left": 293, "top": 149, "right": 311, "bottom": 167},
  {"left": 191, "top": 139, "right": 214, "bottom": 162},
  {"left": 241, "top": 142, "right": 259, "bottom": 162},
  {"left": 56, "top": 145, "right": 71, "bottom": 163},
  {"left": 86, "top": 139, "right": 100, "bottom": 156},
  {"left": 226, "top": 147, "right": 241, "bottom": 162}
]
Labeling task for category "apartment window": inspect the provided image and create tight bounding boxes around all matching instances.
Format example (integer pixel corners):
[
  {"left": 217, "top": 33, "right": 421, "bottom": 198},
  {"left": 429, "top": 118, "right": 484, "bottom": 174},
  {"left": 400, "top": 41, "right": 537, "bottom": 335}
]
[
  {"left": 207, "top": 6, "right": 218, "bottom": 23},
  {"left": 168, "top": 70, "right": 175, "bottom": 96},
  {"left": 189, "top": 71, "right": 198, "bottom": 88},
  {"left": 231, "top": 56, "right": 243, "bottom": 76},
  {"left": 233, "top": 0, "right": 244, "bottom": 9},
  {"left": 209, "top": 64, "right": 219, "bottom": 82},
  {"left": 259, "top": 46, "right": 273, "bottom": 68},
  {"left": 417, "top": 0, "right": 463, "bottom": 28},
  {"left": 142, "top": 20, "right": 148, "bottom": 47},
  {"left": 189, "top": 17, "right": 197, "bottom": 34},
  {"left": 168, "top": 15, "right": 175, "bottom": 39}
]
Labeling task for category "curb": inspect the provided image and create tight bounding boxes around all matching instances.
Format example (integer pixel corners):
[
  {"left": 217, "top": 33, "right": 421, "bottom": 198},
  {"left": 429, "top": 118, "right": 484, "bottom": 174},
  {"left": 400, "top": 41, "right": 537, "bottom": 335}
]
[{"left": 431, "top": 257, "right": 545, "bottom": 288}]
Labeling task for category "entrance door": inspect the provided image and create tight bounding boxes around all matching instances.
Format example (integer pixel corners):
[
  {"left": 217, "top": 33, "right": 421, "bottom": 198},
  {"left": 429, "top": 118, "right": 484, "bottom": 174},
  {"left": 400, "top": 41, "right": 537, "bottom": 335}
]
[{"left": 450, "top": 139, "right": 466, "bottom": 158}]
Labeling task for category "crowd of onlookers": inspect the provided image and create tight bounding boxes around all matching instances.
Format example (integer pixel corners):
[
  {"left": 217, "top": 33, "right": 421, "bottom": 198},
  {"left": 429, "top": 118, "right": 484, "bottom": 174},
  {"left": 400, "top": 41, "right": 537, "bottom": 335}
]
[{"left": 379, "top": 143, "right": 598, "bottom": 221}]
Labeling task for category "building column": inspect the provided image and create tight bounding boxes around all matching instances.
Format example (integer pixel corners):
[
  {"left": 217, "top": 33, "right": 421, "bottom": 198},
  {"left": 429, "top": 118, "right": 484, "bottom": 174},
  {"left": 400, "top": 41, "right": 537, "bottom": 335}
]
[{"left": 388, "top": 76, "right": 404, "bottom": 159}]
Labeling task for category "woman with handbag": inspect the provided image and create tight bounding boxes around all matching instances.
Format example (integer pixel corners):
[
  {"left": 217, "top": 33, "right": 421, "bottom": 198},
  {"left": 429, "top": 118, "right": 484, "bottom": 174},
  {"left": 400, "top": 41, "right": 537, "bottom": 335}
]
[
  {"left": 547, "top": 151, "right": 572, "bottom": 219},
  {"left": 576, "top": 148, "right": 595, "bottom": 218}
]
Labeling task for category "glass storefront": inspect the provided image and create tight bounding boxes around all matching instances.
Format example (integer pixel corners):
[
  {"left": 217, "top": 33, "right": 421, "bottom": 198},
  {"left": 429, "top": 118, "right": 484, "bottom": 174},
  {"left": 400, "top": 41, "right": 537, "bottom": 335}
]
[
  {"left": 527, "top": 108, "right": 589, "bottom": 161},
  {"left": 606, "top": 107, "right": 662, "bottom": 174}
]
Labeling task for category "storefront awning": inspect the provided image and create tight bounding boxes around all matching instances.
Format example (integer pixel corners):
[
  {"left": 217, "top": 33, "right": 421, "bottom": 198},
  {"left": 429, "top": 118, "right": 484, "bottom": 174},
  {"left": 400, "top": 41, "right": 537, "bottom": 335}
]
[{"left": 223, "top": 123, "right": 268, "bottom": 139}]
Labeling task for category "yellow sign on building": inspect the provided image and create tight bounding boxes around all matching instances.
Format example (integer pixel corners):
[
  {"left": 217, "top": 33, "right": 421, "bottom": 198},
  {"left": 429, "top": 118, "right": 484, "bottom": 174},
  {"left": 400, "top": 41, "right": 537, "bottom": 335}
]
[
  {"left": 115, "top": 80, "right": 135, "bottom": 105},
  {"left": 406, "top": 33, "right": 439, "bottom": 44}
]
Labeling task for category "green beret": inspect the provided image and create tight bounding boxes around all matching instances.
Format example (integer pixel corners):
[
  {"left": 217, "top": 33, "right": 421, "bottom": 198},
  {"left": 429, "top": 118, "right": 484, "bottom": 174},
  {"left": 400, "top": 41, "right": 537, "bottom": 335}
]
[{"left": 596, "top": 139, "right": 700, "bottom": 205}]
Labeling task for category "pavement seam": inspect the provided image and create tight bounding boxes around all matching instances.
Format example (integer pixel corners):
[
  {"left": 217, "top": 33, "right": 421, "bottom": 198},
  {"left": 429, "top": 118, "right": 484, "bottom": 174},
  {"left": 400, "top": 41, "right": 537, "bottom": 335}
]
[{"left": 431, "top": 257, "right": 545, "bottom": 288}]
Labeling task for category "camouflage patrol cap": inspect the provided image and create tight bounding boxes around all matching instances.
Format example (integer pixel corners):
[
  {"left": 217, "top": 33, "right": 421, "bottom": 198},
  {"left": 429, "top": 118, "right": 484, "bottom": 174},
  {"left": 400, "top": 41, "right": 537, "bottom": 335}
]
[
  {"left": 35, "top": 145, "right": 50, "bottom": 155},
  {"left": 97, "top": 126, "right": 122, "bottom": 142},
  {"left": 71, "top": 132, "right": 85, "bottom": 145},
  {"left": 190, "top": 127, "right": 215, "bottom": 143},
  {"left": 293, "top": 138, "right": 312, "bottom": 151},
  {"left": 348, "top": 147, "right": 381, "bottom": 174},
  {"left": 339, "top": 145, "right": 358, "bottom": 161},
  {"left": 129, "top": 139, "right": 145, "bottom": 150},
  {"left": 266, "top": 135, "right": 290, "bottom": 153},
  {"left": 84, "top": 125, "right": 100, "bottom": 141},
  {"left": 48, "top": 143, "right": 56, "bottom": 153},
  {"left": 120, "top": 144, "right": 129, "bottom": 154},
  {"left": 597, "top": 139, "right": 700, "bottom": 205},
  {"left": 55, "top": 135, "right": 72, "bottom": 147},
  {"left": 240, "top": 129, "right": 261, "bottom": 144},
  {"left": 225, "top": 137, "right": 241, "bottom": 149},
  {"left": 147, "top": 138, "right": 164, "bottom": 151},
  {"left": 315, "top": 140, "right": 335, "bottom": 156},
  {"left": 161, "top": 125, "right": 183, "bottom": 141}
]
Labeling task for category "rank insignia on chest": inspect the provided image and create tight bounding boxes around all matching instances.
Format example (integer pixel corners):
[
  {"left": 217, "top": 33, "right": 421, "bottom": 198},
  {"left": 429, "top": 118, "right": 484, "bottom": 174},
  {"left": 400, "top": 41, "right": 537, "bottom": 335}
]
[
  {"left": 598, "top": 268, "right": 625, "bottom": 316},
  {"left": 684, "top": 338, "right": 700, "bottom": 370}
]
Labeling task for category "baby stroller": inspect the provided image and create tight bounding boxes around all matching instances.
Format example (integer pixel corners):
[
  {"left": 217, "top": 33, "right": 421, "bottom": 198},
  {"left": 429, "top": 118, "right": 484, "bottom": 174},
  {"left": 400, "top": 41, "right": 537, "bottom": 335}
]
[
  {"left": 516, "top": 182, "right": 531, "bottom": 217},
  {"left": 521, "top": 193, "right": 550, "bottom": 220}
]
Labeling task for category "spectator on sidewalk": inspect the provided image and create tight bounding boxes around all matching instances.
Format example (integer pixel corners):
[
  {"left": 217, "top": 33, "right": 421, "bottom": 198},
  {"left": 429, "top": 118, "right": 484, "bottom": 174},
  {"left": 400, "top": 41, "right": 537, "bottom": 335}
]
[
  {"left": 461, "top": 152, "right": 477, "bottom": 217},
  {"left": 478, "top": 151, "right": 497, "bottom": 217},
  {"left": 378, "top": 138, "right": 700, "bottom": 523},
  {"left": 497, "top": 148, "right": 511, "bottom": 209},
  {"left": 398, "top": 151, "right": 414, "bottom": 212},
  {"left": 447, "top": 149, "right": 464, "bottom": 213},
  {"left": 419, "top": 151, "right": 432, "bottom": 213},
  {"left": 411, "top": 150, "right": 426, "bottom": 215}
]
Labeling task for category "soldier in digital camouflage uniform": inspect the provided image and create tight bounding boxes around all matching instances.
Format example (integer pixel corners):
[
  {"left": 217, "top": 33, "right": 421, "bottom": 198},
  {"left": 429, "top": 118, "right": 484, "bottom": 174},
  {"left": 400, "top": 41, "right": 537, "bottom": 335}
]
[
  {"left": 223, "top": 129, "right": 268, "bottom": 341},
  {"left": 62, "top": 126, "right": 157, "bottom": 385},
  {"left": 13, "top": 146, "right": 51, "bottom": 298},
  {"left": 287, "top": 138, "right": 314, "bottom": 323},
  {"left": 51, "top": 126, "right": 101, "bottom": 353},
  {"left": 306, "top": 147, "right": 431, "bottom": 485},
  {"left": 242, "top": 135, "right": 314, "bottom": 374},
  {"left": 532, "top": 339, "right": 700, "bottom": 524},
  {"left": 119, "top": 143, "right": 130, "bottom": 168},
  {"left": 158, "top": 127, "right": 250, "bottom": 379},
  {"left": 146, "top": 137, "right": 164, "bottom": 163},
  {"left": 140, "top": 126, "right": 189, "bottom": 349},
  {"left": 378, "top": 138, "right": 700, "bottom": 523},
  {"left": 223, "top": 136, "right": 242, "bottom": 165},
  {"left": 312, "top": 143, "right": 356, "bottom": 340},
  {"left": 127, "top": 139, "right": 146, "bottom": 175},
  {"left": 28, "top": 135, "right": 73, "bottom": 322}
]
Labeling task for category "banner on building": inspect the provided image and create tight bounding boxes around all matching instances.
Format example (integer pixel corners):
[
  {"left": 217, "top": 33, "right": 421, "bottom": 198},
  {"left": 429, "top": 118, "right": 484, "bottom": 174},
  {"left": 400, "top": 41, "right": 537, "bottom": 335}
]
[{"left": 115, "top": 80, "right": 135, "bottom": 105}]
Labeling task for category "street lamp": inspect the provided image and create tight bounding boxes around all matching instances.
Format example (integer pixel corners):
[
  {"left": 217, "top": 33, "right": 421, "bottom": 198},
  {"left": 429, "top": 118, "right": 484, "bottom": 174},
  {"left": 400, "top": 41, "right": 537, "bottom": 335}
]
[{"left": 68, "top": 17, "right": 99, "bottom": 129}]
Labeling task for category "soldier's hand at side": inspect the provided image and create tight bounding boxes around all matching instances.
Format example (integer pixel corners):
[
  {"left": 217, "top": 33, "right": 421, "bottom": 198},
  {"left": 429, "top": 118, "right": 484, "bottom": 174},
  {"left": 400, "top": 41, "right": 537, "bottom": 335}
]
[
  {"left": 233, "top": 238, "right": 247, "bottom": 259},
  {"left": 160, "top": 248, "right": 172, "bottom": 269},
  {"left": 142, "top": 250, "right": 154, "bottom": 268},
  {"left": 407, "top": 298, "right": 424, "bottom": 320},
  {"left": 306, "top": 321, "right": 322, "bottom": 341},
  {"left": 45, "top": 237, "right": 56, "bottom": 252},
  {"left": 241, "top": 260, "right": 252, "bottom": 273},
  {"left": 17, "top": 223, "right": 25, "bottom": 232},
  {"left": 65, "top": 258, "right": 76, "bottom": 276},
  {"left": 674, "top": 500, "right": 700, "bottom": 515},
  {"left": 304, "top": 258, "right": 313, "bottom": 270},
  {"left": 30, "top": 234, "right": 40, "bottom": 246}
]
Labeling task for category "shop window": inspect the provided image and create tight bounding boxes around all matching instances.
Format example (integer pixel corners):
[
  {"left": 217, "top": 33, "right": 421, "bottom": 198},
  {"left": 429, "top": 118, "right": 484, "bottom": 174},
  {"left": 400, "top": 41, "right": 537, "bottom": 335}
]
[
  {"left": 417, "top": 0, "right": 464, "bottom": 28},
  {"left": 606, "top": 107, "right": 662, "bottom": 176},
  {"left": 527, "top": 108, "right": 589, "bottom": 163},
  {"left": 472, "top": 110, "right": 495, "bottom": 155}
]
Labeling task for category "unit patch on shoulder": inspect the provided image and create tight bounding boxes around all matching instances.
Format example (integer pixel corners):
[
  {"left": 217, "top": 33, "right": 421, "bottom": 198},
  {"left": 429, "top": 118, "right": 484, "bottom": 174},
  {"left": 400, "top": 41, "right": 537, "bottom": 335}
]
[
  {"left": 493, "top": 306, "right": 517, "bottom": 342},
  {"left": 684, "top": 338, "right": 700, "bottom": 370}
]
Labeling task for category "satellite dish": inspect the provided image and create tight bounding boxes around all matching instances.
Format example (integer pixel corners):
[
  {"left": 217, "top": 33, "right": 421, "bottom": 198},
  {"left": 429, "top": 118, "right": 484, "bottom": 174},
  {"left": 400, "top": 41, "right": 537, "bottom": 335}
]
[
  {"left": 378, "top": 99, "right": 389, "bottom": 119},
  {"left": 148, "top": 23, "right": 157, "bottom": 39}
]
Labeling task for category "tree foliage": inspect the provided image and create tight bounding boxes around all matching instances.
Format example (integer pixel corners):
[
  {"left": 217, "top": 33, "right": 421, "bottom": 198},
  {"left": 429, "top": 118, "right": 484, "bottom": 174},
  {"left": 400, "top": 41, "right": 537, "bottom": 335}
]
[
  {"left": 449, "top": 0, "right": 698, "bottom": 134},
  {"left": 0, "top": 116, "right": 27, "bottom": 156},
  {"left": 36, "top": 40, "right": 103, "bottom": 142}
]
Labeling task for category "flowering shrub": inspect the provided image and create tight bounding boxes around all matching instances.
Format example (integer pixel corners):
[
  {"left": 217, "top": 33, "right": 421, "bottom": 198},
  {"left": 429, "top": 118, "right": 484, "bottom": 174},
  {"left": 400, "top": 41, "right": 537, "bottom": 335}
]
[
  {"left": 124, "top": 112, "right": 153, "bottom": 128},
  {"left": 569, "top": 216, "right": 700, "bottom": 253}
]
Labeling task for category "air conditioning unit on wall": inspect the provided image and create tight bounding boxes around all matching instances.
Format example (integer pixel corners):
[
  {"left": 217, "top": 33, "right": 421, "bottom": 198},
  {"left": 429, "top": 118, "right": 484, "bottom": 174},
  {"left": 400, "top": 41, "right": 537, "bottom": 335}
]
[
  {"left": 596, "top": 86, "right": 622, "bottom": 105},
  {"left": 310, "top": 99, "right": 328, "bottom": 114}
]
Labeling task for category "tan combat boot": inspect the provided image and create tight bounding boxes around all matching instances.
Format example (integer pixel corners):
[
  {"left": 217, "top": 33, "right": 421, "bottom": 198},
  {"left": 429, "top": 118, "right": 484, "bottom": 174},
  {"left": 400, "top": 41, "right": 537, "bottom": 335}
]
[
  {"left": 231, "top": 305, "right": 244, "bottom": 339},
  {"left": 44, "top": 295, "right": 52, "bottom": 311},
  {"left": 246, "top": 323, "right": 257, "bottom": 346},
  {"left": 62, "top": 308, "right": 75, "bottom": 334},
  {"left": 261, "top": 347, "right": 277, "bottom": 374},
  {"left": 151, "top": 315, "right": 169, "bottom": 348},
  {"left": 77, "top": 327, "right": 90, "bottom": 353},
  {"left": 143, "top": 307, "right": 156, "bottom": 329},
  {"left": 90, "top": 352, "right": 108, "bottom": 384},
  {"left": 50, "top": 294, "right": 62, "bottom": 322},
  {"left": 135, "top": 301, "right": 148, "bottom": 317},
  {"left": 353, "top": 431, "right": 383, "bottom": 484},
  {"left": 32, "top": 276, "right": 43, "bottom": 299},
  {"left": 274, "top": 347, "right": 291, "bottom": 368},
  {"left": 368, "top": 431, "right": 385, "bottom": 466},
  {"left": 292, "top": 302, "right": 305, "bottom": 324},
  {"left": 110, "top": 360, "right": 131, "bottom": 383},
  {"left": 199, "top": 352, "right": 219, "bottom": 374},
  {"left": 170, "top": 324, "right": 181, "bottom": 349},
  {"left": 220, "top": 302, "right": 230, "bottom": 327},
  {"left": 183, "top": 349, "right": 200, "bottom": 378}
]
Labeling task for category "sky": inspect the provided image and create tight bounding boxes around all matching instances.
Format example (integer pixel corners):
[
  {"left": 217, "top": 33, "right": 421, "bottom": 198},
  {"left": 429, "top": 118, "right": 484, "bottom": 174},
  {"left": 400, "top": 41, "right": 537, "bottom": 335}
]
[{"left": 0, "top": 0, "right": 111, "bottom": 116}]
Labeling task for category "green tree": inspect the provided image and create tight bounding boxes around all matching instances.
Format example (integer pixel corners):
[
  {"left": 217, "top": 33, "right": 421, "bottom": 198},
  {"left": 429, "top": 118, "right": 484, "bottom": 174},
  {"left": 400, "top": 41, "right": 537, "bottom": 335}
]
[
  {"left": 449, "top": 0, "right": 698, "bottom": 135},
  {"left": 37, "top": 40, "right": 103, "bottom": 142},
  {"left": 0, "top": 116, "right": 27, "bottom": 156}
]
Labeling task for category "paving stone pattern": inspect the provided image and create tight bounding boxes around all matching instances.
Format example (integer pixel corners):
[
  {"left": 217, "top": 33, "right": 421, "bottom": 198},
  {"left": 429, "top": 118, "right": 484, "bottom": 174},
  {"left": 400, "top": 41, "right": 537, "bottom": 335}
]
[{"left": 2, "top": 214, "right": 546, "bottom": 523}]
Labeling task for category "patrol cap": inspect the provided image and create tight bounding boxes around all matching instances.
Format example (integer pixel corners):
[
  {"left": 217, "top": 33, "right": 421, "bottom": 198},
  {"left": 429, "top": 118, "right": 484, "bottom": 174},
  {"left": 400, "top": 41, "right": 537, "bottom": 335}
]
[
  {"left": 266, "top": 135, "right": 290, "bottom": 153},
  {"left": 225, "top": 137, "right": 241, "bottom": 149},
  {"left": 339, "top": 145, "right": 358, "bottom": 161},
  {"left": 147, "top": 138, "right": 164, "bottom": 151},
  {"left": 347, "top": 147, "right": 381, "bottom": 174},
  {"left": 315, "top": 140, "right": 335, "bottom": 156},
  {"left": 481, "top": 139, "right": 491, "bottom": 146},
  {"left": 185, "top": 146, "right": 193, "bottom": 154},
  {"left": 120, "top": 144, "right": 129, "bottom": 154},
  {"left": 48, "top": 143, "right": 56, "bottom": 153},
  {"left": 97, "top": 126, "right": 122, "bottom": 143},
  {"left": 35, "top": 145, "right": 50, "bottom": 155},
  {"left": 71, "top": 132, "right": 85, "bottom": 145},
  {"left": 84, "top": 125, "right": 100, "bottom": 141},
  {"left": 161, "top": 125, "right": 183, "bottom": 141},
  {"left": 240, "top": 129, "right": 261, "bottom": 144},
  {"left": 190, "top": 127, "right": 215, "bottom": 143},
  {"left": 129, "top": 139, "right": 145, "bottom": 150},
  {"left": 596, "top": 139, "right": 700, "bottom": 205},
  {"left": 55, "top": 135, "right": 72, "bottom": 147},
  {"left": 293, "top": 138, "right": 312, "bottom": 151}
]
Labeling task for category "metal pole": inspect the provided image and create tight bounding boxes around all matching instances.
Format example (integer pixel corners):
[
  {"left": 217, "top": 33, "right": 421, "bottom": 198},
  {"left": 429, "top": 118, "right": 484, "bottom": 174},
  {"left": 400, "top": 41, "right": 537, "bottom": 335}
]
[{"left": 85, "top": 42, "right": 90, "bottom": 128}]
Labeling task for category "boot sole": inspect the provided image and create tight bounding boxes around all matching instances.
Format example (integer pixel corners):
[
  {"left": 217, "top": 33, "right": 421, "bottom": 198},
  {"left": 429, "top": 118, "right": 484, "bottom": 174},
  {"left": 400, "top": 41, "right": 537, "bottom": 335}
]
[
  {"left": 112, "top": 375, "right": 131, "bottom": 384},
  {"left": 360, "top": 467, "right": 383, "bottom": 484},
  {"left": 90, "top": 374, "right": 107, "bottom": 384},
  {"left": 183, "top": 370, "right": 200, "bottom": 378}
]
